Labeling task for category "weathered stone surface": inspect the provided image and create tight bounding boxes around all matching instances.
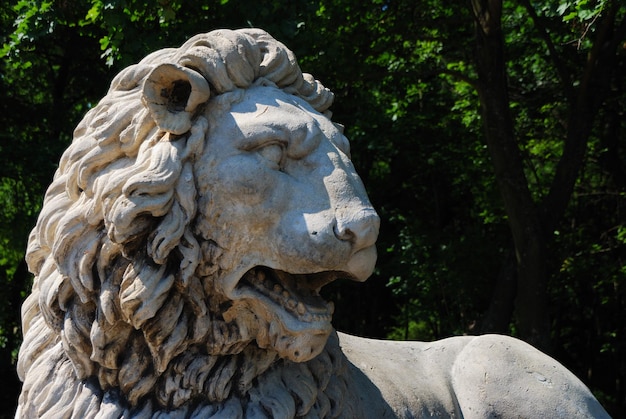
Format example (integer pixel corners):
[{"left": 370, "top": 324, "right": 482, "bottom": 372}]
[{"left": 17, "top": 28, "right": 609, "bottom": 418}]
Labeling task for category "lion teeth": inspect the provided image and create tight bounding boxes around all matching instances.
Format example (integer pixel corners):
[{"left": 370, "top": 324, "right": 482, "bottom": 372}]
[
  {"left": 241, "top": 268, "right": 334, "bottom": 323},
  {"left": 297, "top": 302, "right": 306, "bottom": 315},
  {"left": 287, "top": 299, "right": 297, "bottom": 310}
]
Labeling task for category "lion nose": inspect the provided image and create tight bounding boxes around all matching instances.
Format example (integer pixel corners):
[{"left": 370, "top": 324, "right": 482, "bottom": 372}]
[{"left": 334, "top": 208, "right": 380, "bottom": 253}]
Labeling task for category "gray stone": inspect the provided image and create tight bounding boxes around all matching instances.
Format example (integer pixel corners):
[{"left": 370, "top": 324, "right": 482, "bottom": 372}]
[{"left": 16, "top": 28, "right": 609, "bottom": 418}]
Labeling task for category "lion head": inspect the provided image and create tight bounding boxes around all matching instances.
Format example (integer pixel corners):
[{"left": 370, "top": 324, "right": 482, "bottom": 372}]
[{"left": 17, "top": 29, "right": 379, "bottom": 415}]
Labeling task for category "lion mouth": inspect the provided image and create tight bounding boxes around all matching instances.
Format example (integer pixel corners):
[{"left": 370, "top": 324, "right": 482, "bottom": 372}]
[{"left": 236, "top": 267, "right": 343, "bottom": 325}]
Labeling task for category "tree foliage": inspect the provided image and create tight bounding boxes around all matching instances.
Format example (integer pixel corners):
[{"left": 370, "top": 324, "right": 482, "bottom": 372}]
[{"left": 1, "top": 0, "right": 625, "bottom": 416}]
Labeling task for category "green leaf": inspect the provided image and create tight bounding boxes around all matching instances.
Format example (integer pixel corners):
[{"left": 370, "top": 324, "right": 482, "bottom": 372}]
[
  {"left": 85, "top": 1, "right": 103, "bottom": 23},
  {"left": 557, "top": 2, "right": 571, "bottom": 16}
]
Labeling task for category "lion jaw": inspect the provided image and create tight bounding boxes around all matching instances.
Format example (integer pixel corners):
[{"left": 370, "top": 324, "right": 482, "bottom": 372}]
[{"left": 221, "top": 267, "right": 340, "bottom": 362}]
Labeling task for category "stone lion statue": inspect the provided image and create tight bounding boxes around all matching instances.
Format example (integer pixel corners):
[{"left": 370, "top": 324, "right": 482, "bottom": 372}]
[{"left": 17, "top": 29, "right": 609, "bottom": 418}]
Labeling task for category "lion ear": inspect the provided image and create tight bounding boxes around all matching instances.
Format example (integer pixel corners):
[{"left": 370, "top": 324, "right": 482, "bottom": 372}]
[{"left": 142, "top": 63, "right": 211, "bottom": 135}]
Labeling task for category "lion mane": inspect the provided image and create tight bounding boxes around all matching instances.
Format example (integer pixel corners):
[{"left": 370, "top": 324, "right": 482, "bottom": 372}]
[{"left": 17, "top": 29, "right": 354, "bottom": 418}]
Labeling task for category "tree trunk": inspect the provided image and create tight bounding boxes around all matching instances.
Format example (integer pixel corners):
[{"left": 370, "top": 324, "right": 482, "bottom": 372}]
[
  {"left": 470, "top": 0, "right": 551, "bottom": 350},
  {"left": 479, "top": 248, "right": 516, "bottom": 334}
]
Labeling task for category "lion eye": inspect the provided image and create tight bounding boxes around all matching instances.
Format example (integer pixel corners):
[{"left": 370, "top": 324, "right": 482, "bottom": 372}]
[{"left": 257, "top": 143, "right": 284, "bottom": 170}]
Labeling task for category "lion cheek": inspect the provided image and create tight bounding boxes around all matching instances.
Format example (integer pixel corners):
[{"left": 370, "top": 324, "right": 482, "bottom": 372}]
[
  {"left": 212, "top": 156, "right": 278, "bottom": 203},
  {"left": 270, "top": 212, "right": 348, "bottom": 270}
]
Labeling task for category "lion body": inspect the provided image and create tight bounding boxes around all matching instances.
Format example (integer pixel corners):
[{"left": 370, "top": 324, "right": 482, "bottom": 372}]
[
  {"left": 17, "top": 29, "right": 608, "bottom": 418},
  {"left": 339, "top": 333, "right": 610, "bottom": 418}
]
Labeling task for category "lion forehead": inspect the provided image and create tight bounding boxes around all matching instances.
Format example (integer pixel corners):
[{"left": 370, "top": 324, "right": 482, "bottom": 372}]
[{"left": 207, "top": 86, "right": 345, "bottom": 157}]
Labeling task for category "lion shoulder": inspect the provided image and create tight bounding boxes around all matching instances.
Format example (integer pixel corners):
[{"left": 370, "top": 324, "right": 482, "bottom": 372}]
[{"left": 337, "top": 332, "right": 471, "bottom": 417}]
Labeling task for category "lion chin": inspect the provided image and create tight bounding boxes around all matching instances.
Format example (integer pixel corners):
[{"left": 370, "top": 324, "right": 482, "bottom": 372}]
[{"left": 227, "top": 267, "right": 344, "bottom": 362}]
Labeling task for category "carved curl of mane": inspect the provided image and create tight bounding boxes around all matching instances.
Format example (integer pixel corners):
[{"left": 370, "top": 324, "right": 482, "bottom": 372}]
[{"left": 17, "top": 29, "right": 341, "bottom": 417}]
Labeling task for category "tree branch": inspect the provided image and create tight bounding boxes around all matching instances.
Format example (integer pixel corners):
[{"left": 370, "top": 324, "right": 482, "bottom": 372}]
[
  {"left": 540, "top": 3, "right": 620, "bottom": 231},
  {"left": 518, "top": 0, "right": 575, "bottom": 101}
]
